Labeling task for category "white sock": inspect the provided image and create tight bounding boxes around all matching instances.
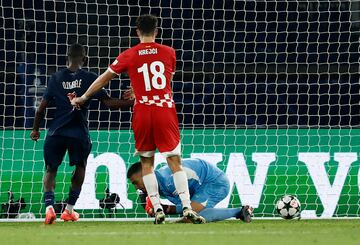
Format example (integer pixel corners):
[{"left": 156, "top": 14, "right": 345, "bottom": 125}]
[
  {"left": 173, "top": 171, "right": 191, "bottom": 210},
  {"left": 66, "top": 204, "right": 74, "bottom": 213},
  {"left": 46, "top": 205, "right": 54, "bottom": 212},
  {"left": 143, "top": 173, "right": 162, "bottom": 211}
]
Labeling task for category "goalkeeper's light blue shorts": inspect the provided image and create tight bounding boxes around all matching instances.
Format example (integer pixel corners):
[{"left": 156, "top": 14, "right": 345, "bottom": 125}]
[{"left": 190, "top": 173, "right": 230, "bottom": 208}]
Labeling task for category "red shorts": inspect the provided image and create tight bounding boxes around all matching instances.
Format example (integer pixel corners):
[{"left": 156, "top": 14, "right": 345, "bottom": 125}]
[{"left": 132, "top": 104, "right": 181, "bottom": 157}]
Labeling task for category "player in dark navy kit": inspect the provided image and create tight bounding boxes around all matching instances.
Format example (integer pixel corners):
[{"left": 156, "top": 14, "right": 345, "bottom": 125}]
[{"left": 30, "top": 43, "right": 133, "bottom": 224}]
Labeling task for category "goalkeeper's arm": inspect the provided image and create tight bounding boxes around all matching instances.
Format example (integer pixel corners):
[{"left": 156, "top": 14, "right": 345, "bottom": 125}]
[{"left": 142, "top": 194, "right": 177, "bottom": 216}]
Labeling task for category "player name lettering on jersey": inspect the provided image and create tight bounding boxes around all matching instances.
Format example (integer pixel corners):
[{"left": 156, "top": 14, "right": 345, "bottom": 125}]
[
  {"left": 138, "top": 48, "right": 158, "bottom": 56},
  {"left": 62, "top": 79, "right": 82, "bottom": 89}
]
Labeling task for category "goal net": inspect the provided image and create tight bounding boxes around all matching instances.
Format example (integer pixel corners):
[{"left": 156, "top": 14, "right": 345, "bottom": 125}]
[{"left": 0, "top": 0, "right": 359, "bottom": 220}]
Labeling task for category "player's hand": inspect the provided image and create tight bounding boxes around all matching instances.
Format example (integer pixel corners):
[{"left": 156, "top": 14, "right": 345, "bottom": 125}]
[
  {"left": 30, "top": 130, "right": 40, "bottom": 141},
  {"left": 67, "top": 92, "right": 80, "bottom": 110},
  {"left": 123, "top": 86, "right": 135, "bottom": 100},
  {"left": 70, "top": 94, "right": 87, "bottom": 110},
  {"left": 145, "top": 196, "right": 155, "bottom": 217},
  {"left": 67, "top": 92, "right": 77, "bottom": 101}
]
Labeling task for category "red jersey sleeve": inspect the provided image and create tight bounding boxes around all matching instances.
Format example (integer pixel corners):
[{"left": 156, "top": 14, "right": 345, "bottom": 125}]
[{"left": 108, "top": 50, "right": 129, "bottom": 75}]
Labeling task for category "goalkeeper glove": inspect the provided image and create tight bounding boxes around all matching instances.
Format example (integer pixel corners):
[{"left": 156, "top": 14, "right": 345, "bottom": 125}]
[{"left": 145, "top": 197, "right": 155, "bottom": 217}]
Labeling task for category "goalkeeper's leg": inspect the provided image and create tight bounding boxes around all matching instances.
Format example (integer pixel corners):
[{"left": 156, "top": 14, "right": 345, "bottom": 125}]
[
  {"left": 190, "top": 201, "right": 253, "bottom": 223},
  {"left": 198, "top": 207, "right": 253, "bottom": 223},
  {"left": 141, "top": 156, "right": 164, "bottom": 224}
]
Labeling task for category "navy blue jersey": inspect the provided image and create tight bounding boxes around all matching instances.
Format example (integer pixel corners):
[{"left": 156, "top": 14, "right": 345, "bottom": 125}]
[{"left": 43, "top": 68, "right": 108, "bottom": 140}]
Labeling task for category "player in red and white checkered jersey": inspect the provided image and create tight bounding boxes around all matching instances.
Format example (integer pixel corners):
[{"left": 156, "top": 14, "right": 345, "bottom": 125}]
[{"left": 71, "top": 14, "right": 204, "bottom": 224}]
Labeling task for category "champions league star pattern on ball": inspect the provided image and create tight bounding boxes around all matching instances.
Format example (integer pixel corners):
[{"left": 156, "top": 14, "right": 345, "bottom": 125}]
[{"left": 276, "top": 195, "right": 301, "bottom": 220}]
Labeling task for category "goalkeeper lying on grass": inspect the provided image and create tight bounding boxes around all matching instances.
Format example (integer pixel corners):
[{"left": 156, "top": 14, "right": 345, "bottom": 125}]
[{"left": 127, "top": 158, "right": 253, "bottom": 223}]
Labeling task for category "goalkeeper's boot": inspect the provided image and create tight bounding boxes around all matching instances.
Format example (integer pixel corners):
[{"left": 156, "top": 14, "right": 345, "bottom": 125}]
[
  {"left": 236, "top": 205, "right": 253, "bottom": 223},
  {"left": 154, "top": 209, "right": 165, "bottom": 224},
  {"left": 60, "top": 209, "right": 80, "bottom": 222},
  {"left": 44, "top": 206, "right": 56, "bottom": 225},
  {"left": 183, "top": 208, "right": 206, "bottom": 224}
]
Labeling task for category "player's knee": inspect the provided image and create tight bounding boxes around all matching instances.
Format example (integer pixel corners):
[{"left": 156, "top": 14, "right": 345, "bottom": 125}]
[
  {"left": 167, "top": 155, "right": 181, "bottom": 162},
  {"left": 166, "top": 155, "right": 182, "bottom": 172},
  {"left": 76, "top": 164, "right": 86, "bottom": 171},
  {"left": 141, "top": 165, "right": 153, "bottom": 176},
  {"left": 45, "top": 165, "right": 58, "bottom": 174},
  {"left": 74, "top": 166, "right": 85, "bottom": 177},
  {"left": 140, "top": 157, "right": 154, "bottom": 174}
]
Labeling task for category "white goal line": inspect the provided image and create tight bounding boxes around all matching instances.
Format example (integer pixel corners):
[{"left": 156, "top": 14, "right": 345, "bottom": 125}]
[{"left": 0, "top": 217, "right": 359, "bottom": 223}]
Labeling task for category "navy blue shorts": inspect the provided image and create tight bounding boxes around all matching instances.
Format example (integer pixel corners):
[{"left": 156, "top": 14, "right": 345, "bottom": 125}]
[{"left": 43, "top": 135, "right": 92, "bottom": 170}]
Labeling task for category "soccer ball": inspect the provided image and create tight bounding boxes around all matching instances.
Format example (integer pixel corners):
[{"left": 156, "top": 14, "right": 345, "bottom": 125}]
[{"left": 276, "top": 195, "right": 301, "bottom": 219}]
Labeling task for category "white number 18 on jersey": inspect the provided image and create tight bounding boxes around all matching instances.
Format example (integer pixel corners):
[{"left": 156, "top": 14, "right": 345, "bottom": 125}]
[{"left": 137, "top": 61, "right": 166, "bottom": 91}]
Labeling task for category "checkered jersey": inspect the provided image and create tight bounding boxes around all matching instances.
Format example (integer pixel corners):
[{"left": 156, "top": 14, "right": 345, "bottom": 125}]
[
  {"left": 138, "top": 93, "right": 175, "bottom": 108},
  {"left": 108, "top": 42, "right": 176, "bottom": 110}
]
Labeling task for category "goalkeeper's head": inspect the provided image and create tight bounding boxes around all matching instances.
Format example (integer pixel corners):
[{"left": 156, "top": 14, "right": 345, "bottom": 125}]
[
  {"left": 67, "top": 43, "right": 86, "bottom": 66},
  {"left": 136, "top": 14, "right": 158, "bottom": 38},
  {"left": 127, "top": 162, "right": 146, "bottom": 193}
]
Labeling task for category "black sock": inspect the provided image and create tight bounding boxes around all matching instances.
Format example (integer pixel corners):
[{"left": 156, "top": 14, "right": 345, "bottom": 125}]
[
  {"left": 68, "top": 188, "right": 81, "bottom": 206},
  {"left": 44, "top": 191, "right": 55, "bottom": 207}
]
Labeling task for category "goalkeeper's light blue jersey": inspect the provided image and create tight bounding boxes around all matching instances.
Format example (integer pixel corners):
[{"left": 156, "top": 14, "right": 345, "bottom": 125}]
[{"left": 155, "top": 158, "right": 228, "bottom": 211}]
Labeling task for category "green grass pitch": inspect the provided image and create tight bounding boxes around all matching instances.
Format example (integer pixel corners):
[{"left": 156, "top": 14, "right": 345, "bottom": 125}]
[{"left": 0, "top": 220, "right": 359, "bottom": 245}]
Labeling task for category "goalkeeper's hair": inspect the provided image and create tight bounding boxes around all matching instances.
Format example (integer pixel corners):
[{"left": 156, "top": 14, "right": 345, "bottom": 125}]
[
  {"left": 136, "top": 14, "right": 158, "bottom": 36},
  {"left": 127, "top": 161, "right": 142, "bottom": 179},
  {"left": 67, "top": 43, "right": 86, "bottom": 58}
]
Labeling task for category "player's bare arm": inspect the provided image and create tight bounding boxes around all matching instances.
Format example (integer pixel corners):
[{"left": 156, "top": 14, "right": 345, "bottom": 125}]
[
  {"left": 30, "top": 98, "right": 49, "bottom": 141},
  {"left": 100, "top": 95, "right": 134, "bottom": 109},
  {"left": 69, "top": 84, "right": 134, "bottom": 110},
  {"left": 122, "top": 86, "right": 135, "bottom": 100},
  {"left": 71, "top": 69, "right": 116, "bottom": 107}
]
